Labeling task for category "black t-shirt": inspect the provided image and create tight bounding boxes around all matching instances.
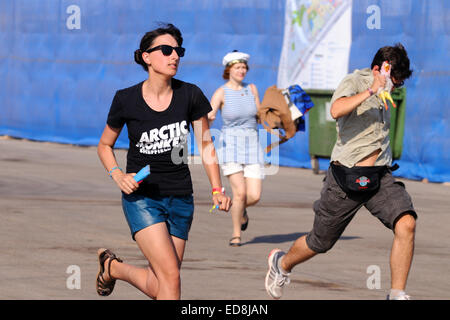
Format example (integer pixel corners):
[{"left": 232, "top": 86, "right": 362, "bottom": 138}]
[{"left": 107, "top": 78, "right": 212, "bottom": 196}]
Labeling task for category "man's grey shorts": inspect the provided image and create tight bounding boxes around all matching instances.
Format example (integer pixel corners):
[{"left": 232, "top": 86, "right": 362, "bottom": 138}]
[{"left": 306, "top": 166, "right": 417, "bottom": 254}]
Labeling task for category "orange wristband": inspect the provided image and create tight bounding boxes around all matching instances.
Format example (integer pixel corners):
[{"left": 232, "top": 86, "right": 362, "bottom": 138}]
[{"left": 212, "top": 187, "right": 225, "bottom": 195}]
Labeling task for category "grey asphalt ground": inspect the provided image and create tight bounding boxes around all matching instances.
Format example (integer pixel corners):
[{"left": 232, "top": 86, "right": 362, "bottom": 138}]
[{"left": 1, "top": 137, "right": 449, "bottom": 300}]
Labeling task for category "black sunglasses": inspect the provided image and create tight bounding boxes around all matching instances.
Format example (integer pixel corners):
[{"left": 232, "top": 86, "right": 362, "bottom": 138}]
[
  {"left": 145, "top": 45, "right": 185, "bottom": 57},
  {"left": 393, "top": 79, "right": 404, "bottom": 88}
]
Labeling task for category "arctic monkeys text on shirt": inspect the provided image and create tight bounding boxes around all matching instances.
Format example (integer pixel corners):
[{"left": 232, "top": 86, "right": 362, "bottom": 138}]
[
  {"left": 106, "top": 79, "right": 212, "bottom": 196},
  {"left": 136, "top": 120, "right": 189, "bottom": 155}
]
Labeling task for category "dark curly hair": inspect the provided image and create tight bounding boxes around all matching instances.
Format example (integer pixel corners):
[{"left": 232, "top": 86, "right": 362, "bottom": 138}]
[
  {"left": 134, "top": 23, "right": 183, "bottom": 72},
  {"left": 371, "top": 43, "right": 413, "bottom": 83}
]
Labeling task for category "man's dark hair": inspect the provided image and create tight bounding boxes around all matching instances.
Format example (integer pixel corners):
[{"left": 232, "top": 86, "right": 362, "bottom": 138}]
[
  {"left": 134, "top": 23, "right": 183, "bottom": 71},
  {"left": 371, "top": 43, "right": 413, "bottom": 81}
]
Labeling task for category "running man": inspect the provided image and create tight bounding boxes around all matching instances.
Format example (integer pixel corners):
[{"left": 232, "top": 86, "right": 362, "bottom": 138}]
[{"left": 265, "top": 43, "right": 416, "bottom": 300}]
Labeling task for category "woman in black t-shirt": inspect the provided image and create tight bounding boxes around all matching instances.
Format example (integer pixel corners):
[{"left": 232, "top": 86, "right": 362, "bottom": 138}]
[{"left": 95, "top": 23, "right": 231, "bottom": 299}]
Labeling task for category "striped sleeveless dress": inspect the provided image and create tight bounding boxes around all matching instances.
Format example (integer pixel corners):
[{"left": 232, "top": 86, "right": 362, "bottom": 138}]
[{"left": 217, "top": 83, "right": 264, "bottom": 165}]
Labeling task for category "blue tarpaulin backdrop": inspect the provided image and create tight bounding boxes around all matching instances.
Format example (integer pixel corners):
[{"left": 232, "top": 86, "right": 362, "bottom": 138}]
[{"left": 1, "top": 0, "right": 449, "bottom": 182}]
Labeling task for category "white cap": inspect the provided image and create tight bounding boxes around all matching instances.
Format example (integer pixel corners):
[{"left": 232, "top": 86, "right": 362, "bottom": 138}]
[{"left": 222, "top": 50, "right": 250, "bottom": 66}]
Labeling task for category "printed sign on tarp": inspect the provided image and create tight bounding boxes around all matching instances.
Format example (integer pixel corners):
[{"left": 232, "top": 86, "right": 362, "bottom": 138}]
[{"left": 277, "top": 0, "right": 352, "bottom": 90}]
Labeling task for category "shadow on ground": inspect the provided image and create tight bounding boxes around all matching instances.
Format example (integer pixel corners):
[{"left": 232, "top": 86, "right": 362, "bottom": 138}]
[{"left": 242, "top": 232, "right": 361, "bottom": 245}]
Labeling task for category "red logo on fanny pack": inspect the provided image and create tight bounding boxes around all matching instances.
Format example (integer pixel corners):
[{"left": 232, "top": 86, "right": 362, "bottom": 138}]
[{"left": 356, "top": 176, "right": 370, "bottom": 189}]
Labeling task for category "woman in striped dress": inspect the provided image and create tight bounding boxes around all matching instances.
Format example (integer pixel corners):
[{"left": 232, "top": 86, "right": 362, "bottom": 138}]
[{"left": 208, "top": 51, "right": 265, "bottom": 247}]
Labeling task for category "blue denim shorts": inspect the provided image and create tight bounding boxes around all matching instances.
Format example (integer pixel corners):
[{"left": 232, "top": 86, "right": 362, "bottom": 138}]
[{"left": 121, "top": 193, "right": 194, "bottom": 241}]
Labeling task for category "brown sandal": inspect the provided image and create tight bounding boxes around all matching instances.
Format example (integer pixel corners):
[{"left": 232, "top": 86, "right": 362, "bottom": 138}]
[
  {"left": 96, "top": 248, "right": 123, "bottom": 296},
  {"left": 229, "top": 236, "right": 241, "bottom": 247}
]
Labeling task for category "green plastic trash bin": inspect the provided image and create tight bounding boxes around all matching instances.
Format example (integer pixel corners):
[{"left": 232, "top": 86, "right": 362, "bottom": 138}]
[
  {"left": 389, "top": 87, "right": 407, "bottom": 159},
  {"left": 307, "top": 89, "right": 336, "bottom": 174},
  {"left": 307, "top": 88, "right": 407, "bottom": 174}
]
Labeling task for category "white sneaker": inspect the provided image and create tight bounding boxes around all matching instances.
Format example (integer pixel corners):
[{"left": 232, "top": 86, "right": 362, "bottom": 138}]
[
  {"left": 265, "top": 249, "right": 290, "bottom": 299},
  {"left": 387, "top": 292, "right": 411, "bottom": 300}
]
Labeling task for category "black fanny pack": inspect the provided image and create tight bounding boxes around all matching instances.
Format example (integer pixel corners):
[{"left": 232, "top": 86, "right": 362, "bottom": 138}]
[{"left": 330, "top": 163, "right": 396, "bottom": 194}]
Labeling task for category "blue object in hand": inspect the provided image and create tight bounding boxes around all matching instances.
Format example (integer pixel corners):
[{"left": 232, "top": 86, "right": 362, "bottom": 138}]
[
  {"left": 133, "top": 165, "right": 151, "bottom": 184},
  {"left": 209, "top": 204, "right": 219, "bottom": 214}
]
